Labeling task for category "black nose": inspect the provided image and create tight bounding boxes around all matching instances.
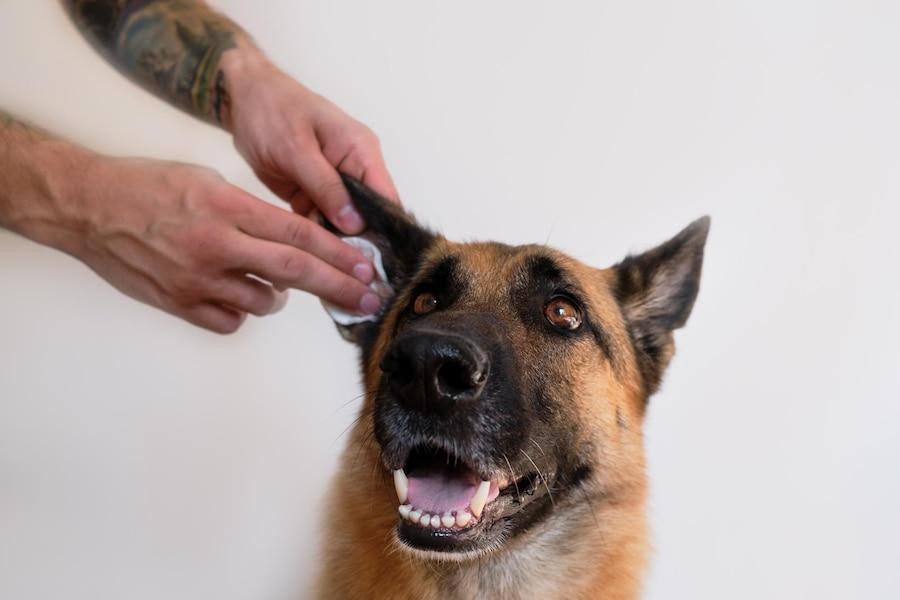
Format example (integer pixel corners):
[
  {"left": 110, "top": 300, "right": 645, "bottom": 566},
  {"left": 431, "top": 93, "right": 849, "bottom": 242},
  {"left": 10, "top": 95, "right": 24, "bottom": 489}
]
[{"left": 380, "top": 331, "right": 489, "bottom": 412}]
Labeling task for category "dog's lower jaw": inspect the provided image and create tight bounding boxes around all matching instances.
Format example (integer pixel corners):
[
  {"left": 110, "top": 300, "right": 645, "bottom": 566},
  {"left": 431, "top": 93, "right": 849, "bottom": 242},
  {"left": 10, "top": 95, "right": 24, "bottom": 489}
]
[{"left": 315, "top": 439, "right": 648, "bottom": 599}]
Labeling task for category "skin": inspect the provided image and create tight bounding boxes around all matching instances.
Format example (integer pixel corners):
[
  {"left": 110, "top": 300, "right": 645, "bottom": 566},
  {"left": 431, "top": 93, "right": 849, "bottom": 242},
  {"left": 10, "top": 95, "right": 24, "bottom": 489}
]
[{"left": 0, "top": 1, "right": 399, "bottom": 332}]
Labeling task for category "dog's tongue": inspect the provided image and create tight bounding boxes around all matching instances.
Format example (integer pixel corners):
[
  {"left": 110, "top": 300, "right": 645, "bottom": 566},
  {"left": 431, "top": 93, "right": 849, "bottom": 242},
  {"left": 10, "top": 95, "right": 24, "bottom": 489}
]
[{"left": 406, "top": 464, "right": 483, "bottom": 514}]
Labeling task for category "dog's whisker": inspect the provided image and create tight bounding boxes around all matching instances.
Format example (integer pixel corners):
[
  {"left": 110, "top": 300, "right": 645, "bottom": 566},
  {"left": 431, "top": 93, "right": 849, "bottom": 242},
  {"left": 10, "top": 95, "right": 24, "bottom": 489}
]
[
  {"left": 332, "top": 406, "right": 374, "bottom": 446},
  {"left": 332, "top": 391, "right": 368, "bottom": 414},
  {"left": 502, "top": 452, "right": 521, "bottom": 503},
  {"left": 350, "top": 424, "right": 378, "bottom": 473},
  {"left": 520, "top": 449, "right": 554, "bottom": 506},
  {"left": 530, "top": 438, "right": 548, "bottom": 459}
]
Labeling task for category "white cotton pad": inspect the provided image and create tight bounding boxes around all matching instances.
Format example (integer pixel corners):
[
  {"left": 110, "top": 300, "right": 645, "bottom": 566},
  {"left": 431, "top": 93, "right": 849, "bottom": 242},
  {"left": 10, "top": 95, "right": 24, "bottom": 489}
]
[{"left": 321, "top": 237, "right": 394, "bottom": 325}]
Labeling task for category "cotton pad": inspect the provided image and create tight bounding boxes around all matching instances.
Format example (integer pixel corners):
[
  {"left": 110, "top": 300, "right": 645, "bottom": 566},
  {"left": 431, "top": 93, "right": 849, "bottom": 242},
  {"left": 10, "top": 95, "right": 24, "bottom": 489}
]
[{"left": 321, "top": 237, "right": 393, "bottom": 325}]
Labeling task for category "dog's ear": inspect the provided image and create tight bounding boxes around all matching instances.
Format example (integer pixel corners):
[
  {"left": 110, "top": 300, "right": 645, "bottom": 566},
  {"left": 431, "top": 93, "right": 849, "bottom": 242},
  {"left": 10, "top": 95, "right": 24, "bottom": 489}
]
[
  {"left": 339, "top": 175, "right": 437, "bottom": 288},
  {"left": 612, "top": 217, "right": 710, "bottom": 395},
  {"left": 324, "top": 175, "right": 438, "bottom": 347}
]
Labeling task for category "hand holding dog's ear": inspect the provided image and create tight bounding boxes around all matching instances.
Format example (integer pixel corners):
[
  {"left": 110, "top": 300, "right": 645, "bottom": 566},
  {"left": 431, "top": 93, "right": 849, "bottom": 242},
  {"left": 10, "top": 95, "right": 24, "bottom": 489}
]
[
  {"left": 323, "top": 177, "right": 438, "bottom": 345},
  {"left": 222, "top": 56, "right": 399, "bottom": 233},
  {"left": 613, "top": 217, "right": 710, "bottom": 393},
  {"left": 340, "top": 175, "right": 437, "bottom": 288}
]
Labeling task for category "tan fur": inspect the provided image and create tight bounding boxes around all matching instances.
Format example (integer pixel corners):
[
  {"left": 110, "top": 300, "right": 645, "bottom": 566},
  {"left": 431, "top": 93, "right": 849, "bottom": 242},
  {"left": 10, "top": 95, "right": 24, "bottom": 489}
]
[{"left": 316, "top": 242, "right": 663, "bottom": 599}]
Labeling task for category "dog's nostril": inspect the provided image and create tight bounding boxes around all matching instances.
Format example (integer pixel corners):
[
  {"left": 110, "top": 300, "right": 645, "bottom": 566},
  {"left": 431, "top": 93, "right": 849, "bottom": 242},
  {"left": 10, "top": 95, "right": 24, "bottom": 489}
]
[{"left": 434, "top": 360, "right": 484, "bottom": 399}]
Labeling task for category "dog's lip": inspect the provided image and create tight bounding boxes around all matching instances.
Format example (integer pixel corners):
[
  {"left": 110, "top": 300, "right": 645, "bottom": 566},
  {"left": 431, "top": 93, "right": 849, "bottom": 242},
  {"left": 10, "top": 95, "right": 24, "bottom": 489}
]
[
  {"left": 394, "top": 467, "right": 558, "bottom": 555},
  {"left": 390, "top": 444, "right": 556, "bottom": 545}
]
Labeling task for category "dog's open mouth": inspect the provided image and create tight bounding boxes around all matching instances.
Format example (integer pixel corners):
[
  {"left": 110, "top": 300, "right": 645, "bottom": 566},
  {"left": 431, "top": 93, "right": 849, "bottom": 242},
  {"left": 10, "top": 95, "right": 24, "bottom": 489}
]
[{"left": 391, "top": 445, "right": 554, "bottom": 554}]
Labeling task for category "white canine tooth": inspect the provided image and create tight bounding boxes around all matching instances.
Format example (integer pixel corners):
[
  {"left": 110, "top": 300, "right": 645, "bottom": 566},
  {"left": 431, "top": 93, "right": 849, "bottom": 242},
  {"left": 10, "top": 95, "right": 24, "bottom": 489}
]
[
  {"left": 409, "top": 509, "right": 422, "bottom": 523},
  {"left": 419, "top": 513, "right": 431, "bottom": 527},
  {"left": 430, "top": 515, "right": 441, "bottom": 528},
  {"left": 393, "top": 469, "right": 408, "bottom": 504},
  {"left": 469, "top": 480, "right": 491, "bottom": 518},
  {"left": 441, "top": 513, "right": 455, "bottom": 528},
  {"left": 398, "top": 504, "right": 411, "bottom": 519},
  {"left": 456, "top": 511, "right": 472, "bottom": 527}
]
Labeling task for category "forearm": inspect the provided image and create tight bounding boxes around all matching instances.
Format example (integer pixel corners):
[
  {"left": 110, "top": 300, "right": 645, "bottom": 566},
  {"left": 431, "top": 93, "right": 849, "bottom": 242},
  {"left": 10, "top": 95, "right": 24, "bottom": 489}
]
[
  {"left": 61, "top": 0, "right": 265, "bottom": 127},
  {"left": 0, "top": 111, "right": 95, "bottom": 255}
]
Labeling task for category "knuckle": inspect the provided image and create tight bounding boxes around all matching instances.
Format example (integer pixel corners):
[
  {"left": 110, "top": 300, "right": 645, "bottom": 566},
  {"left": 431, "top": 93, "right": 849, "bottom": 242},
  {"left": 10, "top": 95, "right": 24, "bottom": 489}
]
[
  {"left": 284, "top": 218, "right": 312, "bottom": 248},
  {"left": 352, "top": 125, "right": 379, "bottom": 149},
  {"left": 281, "top": 252, "right": 310, "bottom": 283},
  {"left": 180, "top": 177, "right": 222, "bottom": 215},
  {"left": 168, "top": 277, "right": 201, "bottom": 306},
  {"left": 333, "top": 277, "right": 359, "bottom": 306},
  {"left": 179, "top": 224, "right": 223, "bottom": 265},
  {"left": 313, "top": 179, "right": 346, "bottom": 207},
  {"left": 362, "top": 126, "right": 380, "bottom": 146}
]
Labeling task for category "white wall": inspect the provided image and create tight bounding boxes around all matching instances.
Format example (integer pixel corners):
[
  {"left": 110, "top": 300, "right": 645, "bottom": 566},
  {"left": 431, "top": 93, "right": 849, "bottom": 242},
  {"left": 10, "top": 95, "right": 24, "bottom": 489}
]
[{"left": 1, "top": 1, "right": 898, "bottom": 598}]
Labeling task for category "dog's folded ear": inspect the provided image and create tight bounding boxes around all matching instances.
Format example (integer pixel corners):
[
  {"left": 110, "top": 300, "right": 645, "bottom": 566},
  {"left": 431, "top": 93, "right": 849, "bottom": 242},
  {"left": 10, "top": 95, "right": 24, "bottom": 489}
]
[
  {"left": 613, "top": 217, "right": 710, "bottom": 395},
  {"left": 322, "top": 175, "right": 438, "bottom": 346}
]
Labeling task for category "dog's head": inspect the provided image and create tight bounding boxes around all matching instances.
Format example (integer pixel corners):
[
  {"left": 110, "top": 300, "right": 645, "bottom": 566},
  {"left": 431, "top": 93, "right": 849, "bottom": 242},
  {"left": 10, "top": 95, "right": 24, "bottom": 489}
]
[{"left": 330, "top": 176, "right": 708, "bottom": 561}]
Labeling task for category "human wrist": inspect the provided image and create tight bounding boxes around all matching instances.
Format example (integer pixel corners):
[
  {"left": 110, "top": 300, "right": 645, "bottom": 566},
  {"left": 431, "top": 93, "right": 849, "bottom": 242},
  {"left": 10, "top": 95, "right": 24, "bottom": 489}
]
[
  {"left": 216, "top": 40, "right": 279, "bottom": 131},
  {"left": 1, "top": 132, "right": 102, "bottom": 258}
]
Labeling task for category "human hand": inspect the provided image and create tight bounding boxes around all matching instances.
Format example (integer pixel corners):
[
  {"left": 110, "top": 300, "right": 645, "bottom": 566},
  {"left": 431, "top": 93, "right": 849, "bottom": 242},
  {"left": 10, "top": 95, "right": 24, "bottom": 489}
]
[
  {"left": 219, "top": 50, "right": 399, "bottom": 232},
  {"left": 65, "top": 156, "right": 382, "bottom": 333}
]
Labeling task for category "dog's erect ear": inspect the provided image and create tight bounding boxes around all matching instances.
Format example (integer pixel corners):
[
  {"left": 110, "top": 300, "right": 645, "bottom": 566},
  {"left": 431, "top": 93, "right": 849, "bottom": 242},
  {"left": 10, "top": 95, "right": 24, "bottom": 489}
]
[
  {"left": 613, "top": 217, "right": 710, "bottom": 396},
  {"left": 339, "top": 175, "right": 437, "bottom": 288},
  {"left": 324, "top": 175, "right": 438, "bottom": 347}
]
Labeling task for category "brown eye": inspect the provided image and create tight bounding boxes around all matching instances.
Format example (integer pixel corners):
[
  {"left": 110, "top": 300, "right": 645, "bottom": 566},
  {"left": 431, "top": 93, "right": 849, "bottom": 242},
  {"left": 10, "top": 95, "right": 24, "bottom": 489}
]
[
  {"left": 413, "top": 292, "right": 439, "bottom": 315},
  {"left": 544, "top": 297, "right": 583, "bottom": 330}
]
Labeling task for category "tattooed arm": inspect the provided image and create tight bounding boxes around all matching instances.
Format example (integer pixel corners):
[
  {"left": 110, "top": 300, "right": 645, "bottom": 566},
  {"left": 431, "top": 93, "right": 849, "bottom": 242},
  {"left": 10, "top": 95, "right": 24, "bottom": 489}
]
[
  {"left": 0, "top": 110, "right": 382, "bottom": 333},
  {"left": 61, "top": 0, "right": 238, "bottom": 125},
  {"left": 62, "top": 0, "right": 399, "bottom": 233}
]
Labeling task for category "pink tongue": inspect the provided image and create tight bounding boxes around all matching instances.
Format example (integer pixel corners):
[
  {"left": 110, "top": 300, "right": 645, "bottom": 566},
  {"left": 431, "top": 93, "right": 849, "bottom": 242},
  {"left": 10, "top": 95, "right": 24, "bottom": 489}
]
[{"left": 407, "top": 465, "right": 481, "bottom": 514}]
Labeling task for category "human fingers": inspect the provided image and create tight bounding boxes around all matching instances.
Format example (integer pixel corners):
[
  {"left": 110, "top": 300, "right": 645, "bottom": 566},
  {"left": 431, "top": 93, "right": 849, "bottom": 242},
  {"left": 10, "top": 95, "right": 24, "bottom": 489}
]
[
  {"left": 212, "top": 275, "right": 289, "bottom": 317},
  {"left": 230, "top": 193, "right": 374, "bottom": 283},
  {"left": 227, "top": 237, "right": 381, "bottom": 313},
  {"left": 179, "top": 302, "right": 247, "bottom": 335}
]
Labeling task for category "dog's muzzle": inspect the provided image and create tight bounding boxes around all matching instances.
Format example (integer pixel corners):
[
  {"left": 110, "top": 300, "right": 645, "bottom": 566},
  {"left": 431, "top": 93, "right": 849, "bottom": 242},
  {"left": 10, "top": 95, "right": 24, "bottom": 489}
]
[{"left": 380, "top": 329, "right": 490, "bottom": 413}]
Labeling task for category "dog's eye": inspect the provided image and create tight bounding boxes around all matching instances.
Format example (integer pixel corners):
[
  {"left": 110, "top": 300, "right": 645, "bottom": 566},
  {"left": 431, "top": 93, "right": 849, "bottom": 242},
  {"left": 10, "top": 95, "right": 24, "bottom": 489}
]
[
  {"left": 412, "top": 291, "right": 439, "bottom": 315},
  {"left": 544, "top": 297, "right": 582, "bottom": 330}
]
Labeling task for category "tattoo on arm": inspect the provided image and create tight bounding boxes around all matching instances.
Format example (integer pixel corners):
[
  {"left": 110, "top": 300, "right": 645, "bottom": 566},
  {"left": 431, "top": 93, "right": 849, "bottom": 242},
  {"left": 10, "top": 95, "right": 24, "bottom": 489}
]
[
  {"left": 0, "top": 110, "right": 40, "bottom": 138},
  {"left": 62, "top": 0, "right": 239, "bottom": 124}
]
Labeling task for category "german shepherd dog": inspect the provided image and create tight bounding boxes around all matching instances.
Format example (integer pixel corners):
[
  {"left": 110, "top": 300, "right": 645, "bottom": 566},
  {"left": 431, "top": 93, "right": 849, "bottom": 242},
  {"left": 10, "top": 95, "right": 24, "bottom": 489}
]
[{"left": 318, "top": 177, "right": 709, "bottom": 599}]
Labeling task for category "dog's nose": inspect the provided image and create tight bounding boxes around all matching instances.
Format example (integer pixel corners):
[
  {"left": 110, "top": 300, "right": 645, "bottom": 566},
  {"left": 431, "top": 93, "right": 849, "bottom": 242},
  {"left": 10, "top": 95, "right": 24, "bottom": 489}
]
[{"left": 380, "top": 332, "right": 489, "bottom": 412}]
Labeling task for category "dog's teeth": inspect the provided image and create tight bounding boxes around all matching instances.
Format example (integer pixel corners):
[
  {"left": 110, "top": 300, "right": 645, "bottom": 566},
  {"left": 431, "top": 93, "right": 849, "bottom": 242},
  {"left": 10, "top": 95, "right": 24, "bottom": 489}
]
[
  {"left": 456, "top": 511, "right": 472, "bottom": 527},
  {"left": 402, "top": 504, "right": 475, "bottom": 529},
  {"left": 393, "top": 469, "right": 408, "bottom": 504},
  {"left": 469, "top": 480, "right": 491, "bottom": 518}
]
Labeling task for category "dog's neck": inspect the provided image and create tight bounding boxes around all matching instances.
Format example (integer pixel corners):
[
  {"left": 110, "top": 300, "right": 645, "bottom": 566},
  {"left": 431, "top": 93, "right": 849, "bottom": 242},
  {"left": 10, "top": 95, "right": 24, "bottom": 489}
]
[{"left": 432, "top": 498, "right": 648, "bottom": 599}]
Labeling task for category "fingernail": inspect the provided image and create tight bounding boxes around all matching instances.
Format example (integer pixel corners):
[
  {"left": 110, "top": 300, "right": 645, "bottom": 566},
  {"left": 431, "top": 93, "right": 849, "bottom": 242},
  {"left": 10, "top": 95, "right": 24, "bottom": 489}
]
[
  {"left": 352, "top": 261, "right": 374, "bottom": 283},
  {"left": 337, "top": 204, "right": 364, "bottom": 233},
  {"left": 359, "top": 292, "right": 382, "bottom": 315}
]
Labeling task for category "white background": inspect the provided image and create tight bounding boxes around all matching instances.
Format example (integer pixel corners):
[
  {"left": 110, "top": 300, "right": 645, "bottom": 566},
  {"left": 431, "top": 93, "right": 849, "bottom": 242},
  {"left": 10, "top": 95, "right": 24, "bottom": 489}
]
[{"left": 1, "top": 1, "right": 898, "bottom": 598}]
